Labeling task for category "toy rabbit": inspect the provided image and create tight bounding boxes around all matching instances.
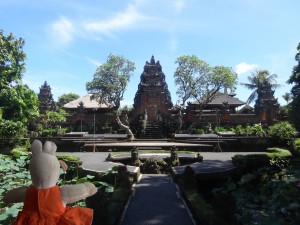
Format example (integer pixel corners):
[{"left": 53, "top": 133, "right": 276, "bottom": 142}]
[{"left": 3, "top": 139, "right": 97, "bottom": 225}]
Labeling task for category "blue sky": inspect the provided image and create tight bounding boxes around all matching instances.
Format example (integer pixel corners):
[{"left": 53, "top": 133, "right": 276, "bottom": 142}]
[{"left": 1, "top": 0, "right": 299, "bottom": 106}]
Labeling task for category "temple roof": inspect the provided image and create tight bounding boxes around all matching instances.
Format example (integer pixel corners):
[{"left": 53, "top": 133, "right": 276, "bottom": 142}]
[
  {"left": 63, "top": 94, "right": 109, "bottom": 109},
  {"left": 191, "top": 92, "right": 246, "bottom": 107}
]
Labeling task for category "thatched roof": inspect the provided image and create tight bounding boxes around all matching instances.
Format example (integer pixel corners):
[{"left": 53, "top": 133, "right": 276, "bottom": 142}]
[
  {"left": 192, "top": 92, "right": 245, "bottom": 107},
  {"left": 63, "top": 94, "right": 109, "bottom": 109}
]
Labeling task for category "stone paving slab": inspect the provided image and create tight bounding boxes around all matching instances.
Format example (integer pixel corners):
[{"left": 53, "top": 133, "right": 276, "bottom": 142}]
[{"left": 120, "top": 174, "right": 195, "bottom": 225}]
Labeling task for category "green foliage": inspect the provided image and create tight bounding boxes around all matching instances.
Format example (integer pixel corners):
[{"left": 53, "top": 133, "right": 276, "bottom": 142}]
[
  {"left": 0, "top": 152, "right": 131, "bottom": 225},
  {"left": 0, "top": 119, "right": 28, "bottom": 148},
  {"left": 268, "top": 121, "right": 297, "bottom": 144},
  {"left": 178, "top": 176, "right": 214, "bottom": 222},
  {"left": 0, "top": 84, "right": 39, "bottom": 123},
  {"left": 0, "top": 153, "right": 31, "bottom": 224},
  {"left": 251, "top": 123, "right": 266, "bottom": 137},
  {"left": 287, "top": 42, "right": 300, "bottom": 128},
  {"left": 232, "top": 148, "right": 292, "bottom": 171},
  {"left": 240, "top": 69, "right": 281, "bottom": 105},
  {"left": 140, "top": 158, "right": 169, "bottom": 174},
  {"left": 174, "top": 55, "right": 237, "bottom": 107},
  {"left": 193, "top": 128, "right": 205, "bottom": 134},
  {"left": 231, "top": 123, "right": 266, "bottom": 136},
  {"left": 282, "top": 92, "right": 292, "bottom": 105},
  {"left": 86, "top": 53, "right": 135, "bottom": 110},
  {"left": 56, "top": 154, "right": 80, "bottom": 162},
  {"left": 57, "top": 93, "right": 80, "bottom": 108},
  {"left": 0, "top": 30, "right": 26, "bottom": 88},
  {"left": 214, "top": 166, "right": 300, "bottom": 225},
  {"left": 295, "top": 138, "right": 300, "bottom": 148},
  {"left": 36, "top": 111, "right": 67, "bottom": 137}
]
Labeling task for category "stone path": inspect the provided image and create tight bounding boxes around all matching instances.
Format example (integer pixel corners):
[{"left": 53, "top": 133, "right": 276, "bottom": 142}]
[
  {"left": 58, "top": 151, "right": 265, "bottom": 225},
  {"left": 120, "top": 174, "right": 195, "bottom": 225}
]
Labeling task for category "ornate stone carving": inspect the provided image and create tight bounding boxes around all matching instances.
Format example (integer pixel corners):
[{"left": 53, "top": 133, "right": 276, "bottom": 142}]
[{"left": 131, "top": 56, "right": 173, "bottom": 138}]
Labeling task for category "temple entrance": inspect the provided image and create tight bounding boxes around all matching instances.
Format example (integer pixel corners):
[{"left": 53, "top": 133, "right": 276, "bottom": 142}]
[
  {"left": 148, "top": 105, "right": 157, "bottom": 122},
  {"left": 132, "top": 56, "right": 173, "bottom": 138}
]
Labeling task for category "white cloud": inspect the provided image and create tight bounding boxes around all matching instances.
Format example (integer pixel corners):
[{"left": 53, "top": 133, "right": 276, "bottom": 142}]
[
  {"left": 173, "top": 0, "right": 186, "bottom": 13},
  {"left": 50, "top": 17, "right": 75, "bottom": 46},
  {"left": 235, "top": 62, "right": 258, "bottom": 75},
  {"left": 83, "top": 4, "right": 150, "bottom": 35},
  {"left": 85, "top": 57, "right": 102, "bottom": 67}
]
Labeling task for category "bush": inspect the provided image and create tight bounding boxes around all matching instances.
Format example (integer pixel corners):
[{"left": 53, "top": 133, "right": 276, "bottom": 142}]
[
  {"left": 268, "top": 121, "right": 298, "bottom": 146},
  {"left": 232, "top": 124, "right": 266, "bottom": 136},
  {"left": 140, "top": 158, "right": 169, "bottom": 174},
  {"left": 251, "top": 123, "right": 266, "bottom": 137},
  {"left": 0, "top": 120, "right": 27, "bottom": 149}
]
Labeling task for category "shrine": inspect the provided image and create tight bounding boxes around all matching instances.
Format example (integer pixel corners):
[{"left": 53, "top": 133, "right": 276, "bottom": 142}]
[
  {"left": 254, "top": 81, "right": 280, "bottom": 124},
  {"left": 61, "top": 56, "right": 281, "bottom": 137},
  {"left": 38, "top": 81, "right": 56, "bottom": 114},
  {"left": 131, "top": 56, "right": 173, "bottom": 138}
]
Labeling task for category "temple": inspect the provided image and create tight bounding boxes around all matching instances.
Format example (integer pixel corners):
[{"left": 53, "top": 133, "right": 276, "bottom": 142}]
[
  {"left": 62, "top": 56, "right": 280, "bottom": 136},
  {"left": 131, "top": 56, "right": 173, "bottom": 138},
  {"left": 38, "top": 81, "right": 56, "bottom": 114},
  {"left": 254, "top": 81, "right": 280, "bottom": 123}
]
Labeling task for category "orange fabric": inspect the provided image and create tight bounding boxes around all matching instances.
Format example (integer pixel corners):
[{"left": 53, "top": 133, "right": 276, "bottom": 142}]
[{"left": 12, "top": 186, "right": 93, "bottom": 225}]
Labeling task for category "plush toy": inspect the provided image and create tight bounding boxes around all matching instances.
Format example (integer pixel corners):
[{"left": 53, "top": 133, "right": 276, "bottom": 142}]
[{"left": 3, "top": 139, "right": 97, "bottom": 225}]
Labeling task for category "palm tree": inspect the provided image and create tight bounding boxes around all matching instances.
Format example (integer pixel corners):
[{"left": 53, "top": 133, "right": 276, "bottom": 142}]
[
  {"left": 240, "top": 69, "right": 281, "bottom": 105},
  {"left": 282, "top": 92, "right": 292, "bottom": 105}
]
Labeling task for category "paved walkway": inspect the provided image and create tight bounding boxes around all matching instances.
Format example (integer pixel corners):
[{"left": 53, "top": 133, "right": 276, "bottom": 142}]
[
  {"left": 58, "top": 151, "right": 264, "bottom": 225},
  {"left": 120, "top": 174, "right": 195, "bottom": 225}
]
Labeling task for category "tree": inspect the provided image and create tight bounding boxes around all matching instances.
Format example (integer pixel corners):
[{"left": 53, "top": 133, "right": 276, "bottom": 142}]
[
  {"left": 0, "top": 31, "right": 39, "bottom": 124},
  {"left": 57, "top": 93, "right": 80, "bottom": 108},
  {"left": 174, "top": 55, "right": 237, "bottom": 133},
  {"left": 0, "top": 84, "right": 39, "bottom": 123},
  {"left": 282, "top": 92, "right": 292, "bottom": 105},
  {"left": 240, "top": 69, "right": 281, "bottom": 105},
  {"left": 0, "top": 30, "right": 26, "bottom": 89},
  {"left": 174, "top": 55, "right": 210, "bottom": 106},
  {"left": 174, "top": 55, "right": 237, "bottom": 107},
  {"left": 287, "top": 42, "right": 300, "bottom": 128},
  {"left": 36, "top": 111, "right": 67, "bottom": 137},
  {"left": 86, "top": 53, "right": 135, "bottom": 138}
]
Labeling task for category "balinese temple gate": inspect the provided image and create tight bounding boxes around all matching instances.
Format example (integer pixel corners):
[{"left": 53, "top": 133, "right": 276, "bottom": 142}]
[{"left": 131, "top": 56, "right": 173, "bottom": 138}]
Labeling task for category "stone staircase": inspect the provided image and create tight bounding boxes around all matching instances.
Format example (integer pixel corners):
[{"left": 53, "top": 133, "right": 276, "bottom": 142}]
[{"left": 143, "top": 122, "right": 162, "bottom": 139}]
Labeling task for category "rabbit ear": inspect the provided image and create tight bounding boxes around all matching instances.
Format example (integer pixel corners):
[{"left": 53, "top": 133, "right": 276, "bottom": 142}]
[
  {"left": 43, "top": 141, "right": 57, "bottom": 155},
  {"left": 31, "top": 140, "right": 43, "bottom": 155}
]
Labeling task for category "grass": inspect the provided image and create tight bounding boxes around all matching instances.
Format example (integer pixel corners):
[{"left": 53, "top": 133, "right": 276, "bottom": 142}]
[
  {"left": 56, "top": 154, "right": 80, "bottom": 162},
  {"left": 177, "top": 177, "right": 214, "bottom": 223}
]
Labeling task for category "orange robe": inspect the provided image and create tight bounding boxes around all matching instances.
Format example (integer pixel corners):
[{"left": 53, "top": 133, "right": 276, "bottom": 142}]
[{"left": 12, "top": 186, "right": 93, "bottom": 225}]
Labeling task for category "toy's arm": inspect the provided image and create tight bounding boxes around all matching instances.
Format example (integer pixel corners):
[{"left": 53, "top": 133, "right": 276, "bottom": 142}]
[
  {"left": 60, "top": 183, "right": 97, "bottom": 206},
  {"left": 3, "top": 186, "right": 28, "bottom": 203}
]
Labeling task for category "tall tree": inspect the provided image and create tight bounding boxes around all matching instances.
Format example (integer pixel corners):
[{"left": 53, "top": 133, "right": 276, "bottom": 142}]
[
  {"left": 0, "top": 30, "right": 39, "bottom": 124},
  {"left": 57, "top": 93, "right": 80, "bottom": 108},
  {"left": 86, "top": 53, "right": 135, "bottom": 138},
  {"left": 240, "top": 69, "right": 281, "bottom": 105},
  {"left": 287, "top": 42, "right": 300, "bottom": 128},
  {"left": 174, "top": 55, "right": 210, "bottom": 106},
  {"left": 0, "top": 30, "right": 26, "bottom": 88},
  {"left": 0, "top": 84, "right": 39, "bottom": 123},
  {"left": 174, "top": 55, "right": 237, "bottom": 133},
  {"left": 174, "top": 55, "right": 237, "bottom": 107},
  {"left": 282, "top": 92, "right": 292, "bottom": 105}
]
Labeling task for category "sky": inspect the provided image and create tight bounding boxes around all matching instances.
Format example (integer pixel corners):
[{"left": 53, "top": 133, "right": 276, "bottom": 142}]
[{"left": 1, "top": 0, "right": 299, "bottom": 107}]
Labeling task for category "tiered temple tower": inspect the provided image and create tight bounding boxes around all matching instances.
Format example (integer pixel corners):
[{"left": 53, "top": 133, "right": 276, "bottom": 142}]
[
  {"left": 132, "top": 56, "right": 173, "bottom": 138},
  {"left": 38, "top": 81, "right": 56, "bottom": 114},
  {"left": 254, "top": 81, "right": 280, "bottom": 124}
]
